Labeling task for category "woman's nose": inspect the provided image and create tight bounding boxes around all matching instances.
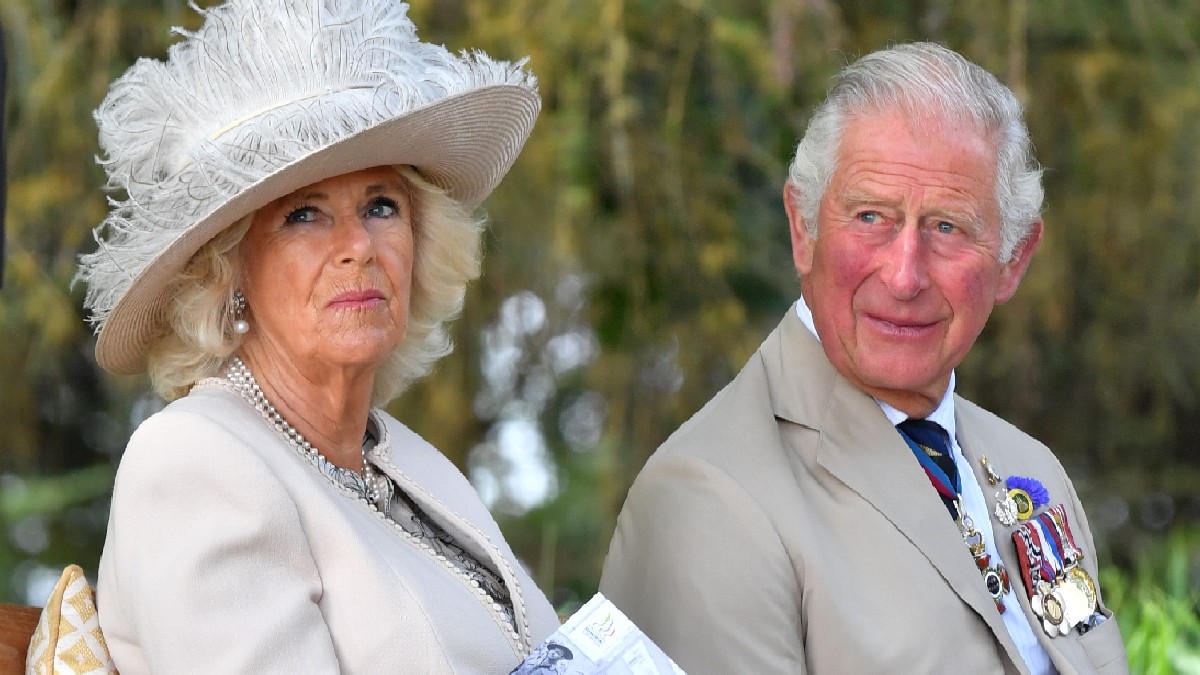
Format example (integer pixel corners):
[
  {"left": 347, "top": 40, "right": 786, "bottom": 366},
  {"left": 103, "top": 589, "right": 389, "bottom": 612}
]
[{"left": 334, "top": 216, "right": 376, "bottom": 265}]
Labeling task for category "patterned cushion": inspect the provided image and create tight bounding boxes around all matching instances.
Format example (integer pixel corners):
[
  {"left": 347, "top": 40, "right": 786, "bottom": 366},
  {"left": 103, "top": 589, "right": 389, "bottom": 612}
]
[{"left": 25, "top": 565, "right": 117, "bottom": 674}]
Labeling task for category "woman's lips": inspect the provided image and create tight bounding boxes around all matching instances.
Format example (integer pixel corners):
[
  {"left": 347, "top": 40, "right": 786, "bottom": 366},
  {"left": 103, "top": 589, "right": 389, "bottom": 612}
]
[{"left": 328, "top": 289, "right": 385, "bottom": 309}]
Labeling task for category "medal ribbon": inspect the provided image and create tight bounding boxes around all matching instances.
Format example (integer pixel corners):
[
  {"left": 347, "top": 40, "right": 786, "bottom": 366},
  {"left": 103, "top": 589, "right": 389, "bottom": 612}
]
[
  {"left": 1014, "top": 505, "right": 1083, "bottom": 596},
  {"left": 1034, "top": 516, "right": 1065, "bottom": 578},
  {"left": 1012, "top": 525, "right": 1042, "bottom": 600},
  {"left": 1048, "top": 506, "right": 1081, "bottom": 566}
]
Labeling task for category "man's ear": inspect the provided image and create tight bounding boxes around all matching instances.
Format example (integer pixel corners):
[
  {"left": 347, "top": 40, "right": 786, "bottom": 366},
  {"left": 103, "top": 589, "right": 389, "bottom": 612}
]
[
  {"left": 995, "top": 219, "right": 1043, "bottom": 304},
  {"left": 785, "top": 182, "right": 814, "bottom": 276}
]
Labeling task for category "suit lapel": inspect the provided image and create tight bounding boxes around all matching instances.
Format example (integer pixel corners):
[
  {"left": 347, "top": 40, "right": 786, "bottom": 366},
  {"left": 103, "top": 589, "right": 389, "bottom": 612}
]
[{"left": 766, "top": 311, "right": 1026, "bottom": 672}]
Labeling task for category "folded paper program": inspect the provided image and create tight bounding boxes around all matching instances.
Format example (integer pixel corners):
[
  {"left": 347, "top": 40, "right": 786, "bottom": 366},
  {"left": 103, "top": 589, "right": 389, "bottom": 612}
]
[{"left": 511, "top": 594, "right": 684, "bottom": 675}]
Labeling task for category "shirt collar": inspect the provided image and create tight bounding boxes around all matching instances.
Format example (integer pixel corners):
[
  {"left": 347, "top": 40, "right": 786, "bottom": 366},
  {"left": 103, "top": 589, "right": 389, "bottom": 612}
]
[{"left": 794, "top": 296, "right": 957, "bottom": 436}]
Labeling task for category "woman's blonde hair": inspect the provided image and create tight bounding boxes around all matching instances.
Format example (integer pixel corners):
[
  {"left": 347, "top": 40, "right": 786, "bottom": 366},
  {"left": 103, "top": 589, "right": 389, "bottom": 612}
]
[{"left": 147, "top": 166, "right": 483, "bottom": 404}]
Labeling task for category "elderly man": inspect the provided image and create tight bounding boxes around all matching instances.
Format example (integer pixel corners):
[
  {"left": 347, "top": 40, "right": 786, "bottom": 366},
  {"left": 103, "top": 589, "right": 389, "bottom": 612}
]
[{"left": 600, "top": 43, "right": 1127, "bottom": 674}]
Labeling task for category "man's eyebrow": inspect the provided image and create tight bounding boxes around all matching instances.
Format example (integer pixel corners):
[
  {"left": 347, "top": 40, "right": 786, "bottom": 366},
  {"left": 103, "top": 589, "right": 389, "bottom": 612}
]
[{"left": 839, "top": 189, "right": 899, "bottom": 207}]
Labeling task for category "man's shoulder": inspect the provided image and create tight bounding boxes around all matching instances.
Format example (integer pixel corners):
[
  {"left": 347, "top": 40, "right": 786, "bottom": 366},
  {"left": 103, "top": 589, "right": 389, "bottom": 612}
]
[
  {"left": 956, "top": 396, "right": 1044, "bottom": 445},
  {"left": 955, "top": 394, "right": 1066, "bottom": 473},
  {"left": 650, "top": 346, "right": 789, "bottom": 473}
]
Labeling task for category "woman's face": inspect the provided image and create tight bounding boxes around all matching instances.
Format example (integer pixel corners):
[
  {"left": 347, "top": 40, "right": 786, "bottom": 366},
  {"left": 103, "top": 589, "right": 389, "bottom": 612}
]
[{"left": 239, "top": 166, "right": 415, "bottom": 373}]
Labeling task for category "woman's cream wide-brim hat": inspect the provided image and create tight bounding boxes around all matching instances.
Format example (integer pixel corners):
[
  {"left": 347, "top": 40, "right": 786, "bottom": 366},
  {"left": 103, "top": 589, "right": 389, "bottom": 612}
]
[{"left": 77, "top": 0, "right": 540, "bottom": 375}]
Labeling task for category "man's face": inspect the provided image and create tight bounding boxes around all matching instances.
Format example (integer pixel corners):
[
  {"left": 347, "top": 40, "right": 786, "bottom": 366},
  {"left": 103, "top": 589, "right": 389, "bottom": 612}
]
[{"left": 787, "top": 109, "right": 1041, "bottom": 416}]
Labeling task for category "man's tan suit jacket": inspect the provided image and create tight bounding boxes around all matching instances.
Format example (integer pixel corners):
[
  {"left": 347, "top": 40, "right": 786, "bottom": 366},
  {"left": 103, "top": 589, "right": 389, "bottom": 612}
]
[{"left": 600, "top": 309, "right": 1128, "bottom": 674}]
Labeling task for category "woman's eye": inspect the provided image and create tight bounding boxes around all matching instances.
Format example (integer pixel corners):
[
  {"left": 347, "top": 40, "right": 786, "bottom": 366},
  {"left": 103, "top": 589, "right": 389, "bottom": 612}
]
[
  {"left": 284, "top": 206, "right": 319, "bottom": 224},
  {"left": 367, "top": 197, "right": 399, "bottom": 219}
]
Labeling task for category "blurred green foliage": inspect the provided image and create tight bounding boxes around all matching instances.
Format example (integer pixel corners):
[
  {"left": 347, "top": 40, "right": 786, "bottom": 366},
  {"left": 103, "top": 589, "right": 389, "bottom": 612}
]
[
  {"left": 1, "top": 1, "right": 1198, "bottom": 669},
  {"left": 1101, "top": 527, "right": 1200, "bottom": 674}
]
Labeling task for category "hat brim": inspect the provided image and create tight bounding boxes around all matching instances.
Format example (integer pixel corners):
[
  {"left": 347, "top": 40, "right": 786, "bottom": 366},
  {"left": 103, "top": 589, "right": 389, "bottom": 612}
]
[{"left": 94, "top": 83, "right": 540, "bottom": 375}]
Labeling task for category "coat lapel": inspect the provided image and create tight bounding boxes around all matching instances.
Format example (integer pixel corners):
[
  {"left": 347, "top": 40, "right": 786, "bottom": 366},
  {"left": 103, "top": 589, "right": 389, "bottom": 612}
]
[
  {"left": 366, "top": 414, "right": 533, "bottom": 653},
  {"left": 765, "top": 311, "right": 1026, "bottom": 672}
]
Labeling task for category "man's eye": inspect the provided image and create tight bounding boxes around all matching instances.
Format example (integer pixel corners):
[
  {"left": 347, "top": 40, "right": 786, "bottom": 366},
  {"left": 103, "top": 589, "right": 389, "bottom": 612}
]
[
  {"left": 367, "top": 197, "right": 399, "bottom": 219},
  {"left": 857, "top": 211, "right": 881, "bottom": 224},
  {"left": 935, "top": 221, "right": 957, "bottom": 234}
]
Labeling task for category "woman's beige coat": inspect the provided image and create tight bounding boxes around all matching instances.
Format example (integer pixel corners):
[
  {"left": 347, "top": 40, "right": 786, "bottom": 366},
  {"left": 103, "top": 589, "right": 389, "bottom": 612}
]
[{"left": 97, "top": 382, "right": 559, "bottom": 673}]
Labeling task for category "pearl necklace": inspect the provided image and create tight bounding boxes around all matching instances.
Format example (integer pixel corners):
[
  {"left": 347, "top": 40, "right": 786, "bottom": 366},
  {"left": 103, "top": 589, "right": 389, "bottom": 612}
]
[
  {"left": 224, "top": 357, "right": 393, "bottom": 515},
  {"left": 218, "top": 357, "right": 527, "bottom": 651}
]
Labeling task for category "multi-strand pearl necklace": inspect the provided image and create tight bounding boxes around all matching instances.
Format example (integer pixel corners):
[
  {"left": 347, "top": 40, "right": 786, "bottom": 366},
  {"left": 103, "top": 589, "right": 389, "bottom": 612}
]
[
  {"left": 220, "top": 356, "right": 526, "bottom": 649},
  {"left": 224, "top": 356, "right": 393, "bottom": 515}
]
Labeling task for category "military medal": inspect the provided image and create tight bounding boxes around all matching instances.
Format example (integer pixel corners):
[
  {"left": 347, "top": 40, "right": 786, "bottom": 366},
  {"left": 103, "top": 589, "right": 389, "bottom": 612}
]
[
  {"left": 955, "top": 499, "right": 1011, "bottom": 613},
  {"left": 978, "top": 556, "right": 1011, "bottom": 612},
  {"left": 1067, "top": 567, "right": 1098, "bottom": 612},
  {"left": 1012, "top": 504, "right": 1099, "bottom": 637},
  {"left": 1032, "top": 579, "right": 1069, "bottom": 636},
  {"left": 900, "top": 436, "right": 1011, "bottom": 614}
]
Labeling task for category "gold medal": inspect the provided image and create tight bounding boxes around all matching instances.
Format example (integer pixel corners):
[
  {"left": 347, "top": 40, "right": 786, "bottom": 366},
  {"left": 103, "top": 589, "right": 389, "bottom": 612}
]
[
  {"left": 1008, "top": 487, "right": 1034, "bottom": 521},
  {"left": 1066, "top": 567, "right": 1098, "bottom": 615}
]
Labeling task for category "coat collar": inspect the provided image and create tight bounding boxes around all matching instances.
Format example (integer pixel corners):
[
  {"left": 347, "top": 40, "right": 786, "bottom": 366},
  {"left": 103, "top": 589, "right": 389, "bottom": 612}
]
[{"left": 762, "top": 310, "right": 1028, "bottom": 673}]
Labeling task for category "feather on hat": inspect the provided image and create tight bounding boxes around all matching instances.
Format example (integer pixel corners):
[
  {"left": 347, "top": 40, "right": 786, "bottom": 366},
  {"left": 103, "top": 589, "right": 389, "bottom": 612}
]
[{"left": 77, "top": 0, "right": 540, "bottom": 375}]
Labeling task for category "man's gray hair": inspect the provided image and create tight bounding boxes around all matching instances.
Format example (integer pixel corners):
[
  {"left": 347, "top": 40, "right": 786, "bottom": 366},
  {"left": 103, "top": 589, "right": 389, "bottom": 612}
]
[{"left": 786, "top": 42, "right": 1043, "bottom": 262}]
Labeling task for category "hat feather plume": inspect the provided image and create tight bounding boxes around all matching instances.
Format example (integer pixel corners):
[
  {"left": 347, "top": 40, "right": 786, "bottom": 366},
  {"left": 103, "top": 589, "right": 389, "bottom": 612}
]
[{"left": 78, "top": 0, "right": 535, "bottom": 330}]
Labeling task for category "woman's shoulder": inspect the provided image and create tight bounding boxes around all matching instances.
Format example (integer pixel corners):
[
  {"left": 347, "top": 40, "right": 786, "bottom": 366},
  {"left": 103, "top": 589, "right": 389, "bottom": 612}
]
[{"left": 120, "top": 381, "right": 272, "bottom": 474}]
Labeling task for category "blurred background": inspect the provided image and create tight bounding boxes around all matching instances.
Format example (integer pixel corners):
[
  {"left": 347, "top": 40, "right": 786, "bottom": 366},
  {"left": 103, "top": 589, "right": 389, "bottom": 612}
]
[{"left": 1, "top": 0, "right": 1198, "bottom": 670}]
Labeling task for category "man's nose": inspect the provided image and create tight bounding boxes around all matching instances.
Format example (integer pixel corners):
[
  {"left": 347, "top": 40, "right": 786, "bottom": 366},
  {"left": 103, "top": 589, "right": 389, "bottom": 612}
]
[{"left": 879, "top": 224, "right": 929, "bottom": 299}]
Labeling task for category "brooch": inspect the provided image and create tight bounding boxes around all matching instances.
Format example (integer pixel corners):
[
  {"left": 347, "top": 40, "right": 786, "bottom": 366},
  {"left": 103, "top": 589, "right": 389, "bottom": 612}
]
[
  {"left": 980, "top": 457, "right": 1048, "bottom": 526},
  {"left": 1006, "top": 475, "right": 1049, "bottom": 522}
]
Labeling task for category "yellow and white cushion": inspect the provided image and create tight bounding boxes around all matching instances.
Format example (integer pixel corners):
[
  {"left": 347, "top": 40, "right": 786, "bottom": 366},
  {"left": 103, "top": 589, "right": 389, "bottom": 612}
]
[{"left": 25, "top": 565, "right": 117, "bottom": 675}]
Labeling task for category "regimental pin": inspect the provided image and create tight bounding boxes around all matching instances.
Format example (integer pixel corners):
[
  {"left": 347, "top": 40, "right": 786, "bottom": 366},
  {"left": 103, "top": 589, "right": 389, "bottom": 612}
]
[
  {"left": 981, "top": 457, "right": 1020, "bottom": 526},
  {"left": 981, "top": 456, "right": 1002, "bottom": 486}
]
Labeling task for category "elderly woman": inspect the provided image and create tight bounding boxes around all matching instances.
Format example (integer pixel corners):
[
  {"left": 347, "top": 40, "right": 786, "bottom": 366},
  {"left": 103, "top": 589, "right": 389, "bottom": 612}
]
[{"left": 75, "top": 0, "right": 558, "bottom": 671}]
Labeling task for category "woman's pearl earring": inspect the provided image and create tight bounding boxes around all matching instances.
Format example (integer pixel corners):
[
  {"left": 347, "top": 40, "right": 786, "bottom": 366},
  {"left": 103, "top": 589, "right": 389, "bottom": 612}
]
[{"left": 232, "top": 290, "right": 250, "bottom": 335}]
